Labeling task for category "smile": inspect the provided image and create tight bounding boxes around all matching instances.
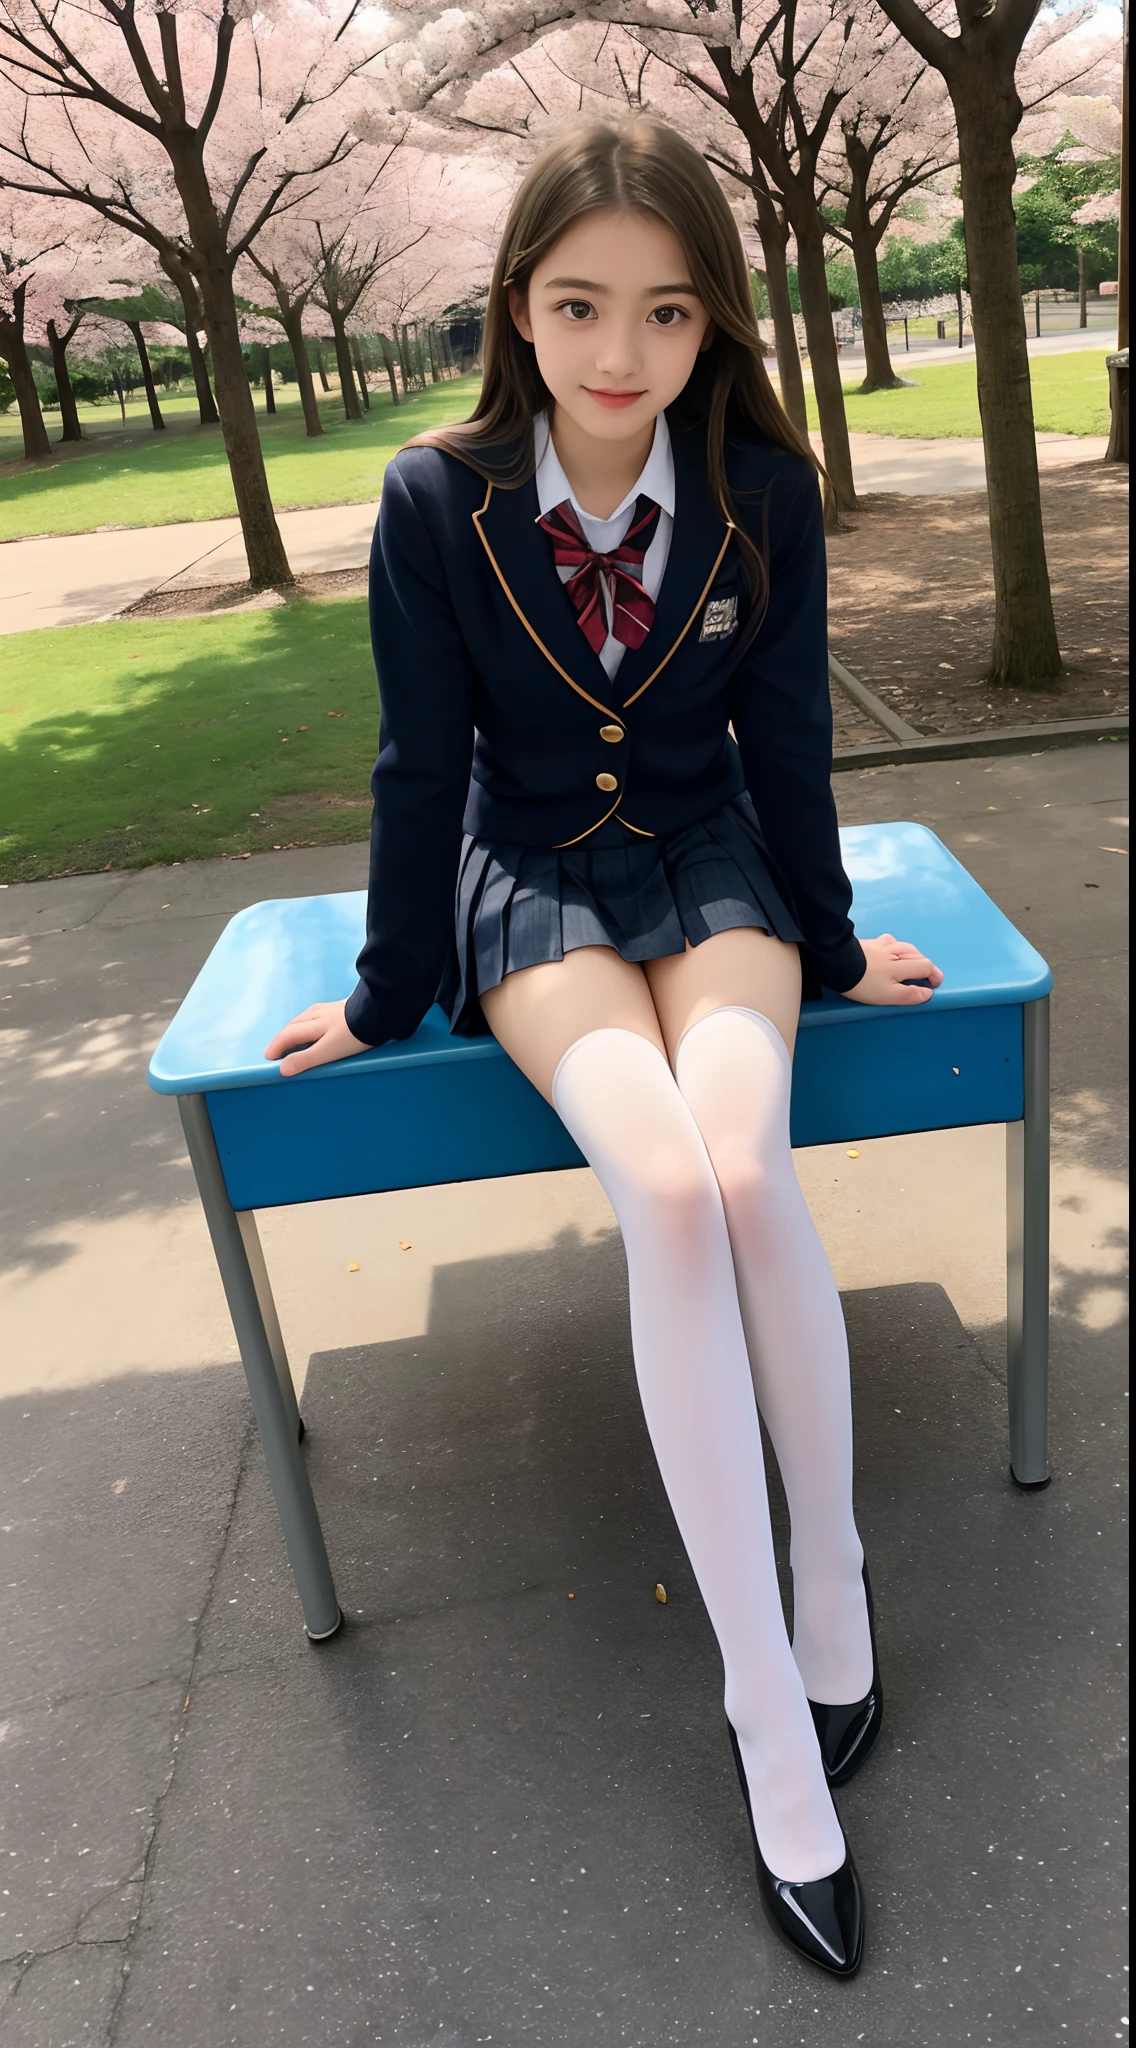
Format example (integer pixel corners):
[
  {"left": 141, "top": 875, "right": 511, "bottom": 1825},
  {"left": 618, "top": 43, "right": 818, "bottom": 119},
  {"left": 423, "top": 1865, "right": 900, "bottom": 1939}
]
[{"left": 584, "top": 389, "right": 646, "bottom": 409}]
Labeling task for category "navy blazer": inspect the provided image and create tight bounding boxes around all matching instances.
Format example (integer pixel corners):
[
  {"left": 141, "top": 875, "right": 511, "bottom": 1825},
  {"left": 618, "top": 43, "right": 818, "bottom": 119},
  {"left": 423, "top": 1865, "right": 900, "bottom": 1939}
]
[{"left": 343, "top": 406, "right": 866, "bottom": 1048}]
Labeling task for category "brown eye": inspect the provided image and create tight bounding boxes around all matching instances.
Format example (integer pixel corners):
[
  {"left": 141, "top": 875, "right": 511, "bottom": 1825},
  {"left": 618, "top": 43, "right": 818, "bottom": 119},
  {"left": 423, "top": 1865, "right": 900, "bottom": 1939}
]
[
  {"left": 561, "top": 300, "right": 595, "bottom": 321},
  {"left": 649, "top": 304, "right": 688, "bottom": 328}
]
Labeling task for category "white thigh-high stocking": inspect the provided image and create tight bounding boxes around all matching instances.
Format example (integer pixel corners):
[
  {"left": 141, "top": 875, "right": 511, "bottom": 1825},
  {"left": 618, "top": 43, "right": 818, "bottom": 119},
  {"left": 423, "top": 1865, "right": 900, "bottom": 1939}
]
[
  {"left": 674, "top": 1006, "right": 873, "bottom": 1706},
  {"left": 551, "top": 1028, "right": 845, "bottom": 1883}
]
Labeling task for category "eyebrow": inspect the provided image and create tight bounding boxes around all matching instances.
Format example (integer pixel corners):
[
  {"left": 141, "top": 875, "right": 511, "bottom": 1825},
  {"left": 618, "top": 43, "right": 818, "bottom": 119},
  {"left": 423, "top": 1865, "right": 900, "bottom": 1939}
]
[{"left": 542, "top": 276, "right": 700, "bottom": 295}]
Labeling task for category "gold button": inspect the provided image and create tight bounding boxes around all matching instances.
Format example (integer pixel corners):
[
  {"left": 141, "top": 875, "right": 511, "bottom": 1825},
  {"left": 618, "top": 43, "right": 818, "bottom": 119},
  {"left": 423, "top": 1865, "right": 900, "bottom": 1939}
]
[
  {"left": 595, "top": 772, "right": 619, "bottom": 792},
  {"left": 599, "top": 724, "right": 624, "bottom": 743}
]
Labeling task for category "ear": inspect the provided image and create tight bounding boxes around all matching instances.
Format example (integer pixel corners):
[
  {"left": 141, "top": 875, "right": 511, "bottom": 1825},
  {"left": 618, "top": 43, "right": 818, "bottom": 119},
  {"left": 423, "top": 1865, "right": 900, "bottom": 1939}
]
[
  {"left": 508, "top": 283, "right": 534, "bottom": 343},
  {"left": 698, "top": 319, "right": 718, "bottom": 355}
]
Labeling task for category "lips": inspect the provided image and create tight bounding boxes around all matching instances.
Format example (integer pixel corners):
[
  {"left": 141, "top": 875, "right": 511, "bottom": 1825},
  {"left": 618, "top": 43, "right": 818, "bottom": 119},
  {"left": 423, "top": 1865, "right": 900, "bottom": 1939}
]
[{"left": 584, "top": 389, "right": 645, "bottom": 409}]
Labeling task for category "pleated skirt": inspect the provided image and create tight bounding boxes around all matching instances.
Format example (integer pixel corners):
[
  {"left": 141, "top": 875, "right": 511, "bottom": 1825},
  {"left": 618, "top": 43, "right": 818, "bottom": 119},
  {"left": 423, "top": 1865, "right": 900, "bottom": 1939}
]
[{"left": 438, "top": 790, "right": 805, "bottom": 1037}]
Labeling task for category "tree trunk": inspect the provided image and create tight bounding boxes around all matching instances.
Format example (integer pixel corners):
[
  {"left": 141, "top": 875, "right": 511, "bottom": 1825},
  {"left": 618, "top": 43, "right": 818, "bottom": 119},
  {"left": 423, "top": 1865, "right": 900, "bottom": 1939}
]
[
  {"left": 1077, "top": 247, "right": 1087, "bottom": 328},
  {"left": 949, "top": 68, "right": 1060, "bottom": 686},
  {"left": 161, "top": 255, "right": 219, "bottom": 425},
  {"left": 379, "top": 334, "right": 401, "bottom": 404},
  {"left": 850, "top": 236, "right": 903, "bottom": 392},
  {"left": 315, "top": 346, "right": 331, "bottom": 392},
  {"left": 127, "top": 322, "right": 166, "bottom": 431},
  {"left": 164, "top": 134, "right": 292, "bottom": 582},
  {"left": 956, "top": 278, "right": 965, "bottom": 347},
  {"left": 427, "top": 324, "right": 442, "bottom": 383},
  {"left": 46, "top": 317, "right": 84, "bottom": 442},
  {"left": 402, "top": 323, "right": 416, "bottom": 391},
  {"left": 752, "top": 187, "right": 808, "bottom": 435},
  {"left": 351, "top": 336, "right": 371, "bottom": 411},
  {"left": 185, "top": 321, "right": 219, "bottom": 424},
  {"left": 281, "top": 307, "right": 323, "bottom": 437},
  {"left": 0, "top": 292, "right": 52, "bottom": 460},
  {"left": 330, "top": 315, "right": 362, "bottom": 420},
  {"left": 262, "top": 344, "right": 276, "bottom": 414},
  {"left": 193, "top": 250, "right": 293, "bottom": 584},
  {"left": 843, "top": 131, "right": 903, "bottom": 393},
  {"left": 793, "top": 211, "right": 858, "bottom": 517}
]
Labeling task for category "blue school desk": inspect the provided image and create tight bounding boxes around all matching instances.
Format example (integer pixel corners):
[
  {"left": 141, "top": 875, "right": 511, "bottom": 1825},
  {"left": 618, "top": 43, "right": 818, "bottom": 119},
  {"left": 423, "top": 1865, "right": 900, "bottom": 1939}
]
[{"left": 148, "top": 822, "right": 1053, "bottom": 1640}]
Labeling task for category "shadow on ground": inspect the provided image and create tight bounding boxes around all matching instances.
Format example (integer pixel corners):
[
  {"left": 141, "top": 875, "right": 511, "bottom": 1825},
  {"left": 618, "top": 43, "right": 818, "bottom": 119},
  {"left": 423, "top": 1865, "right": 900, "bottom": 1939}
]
[{"left": 3, "top": 1219, "right": 1126, "bottom": 2048}]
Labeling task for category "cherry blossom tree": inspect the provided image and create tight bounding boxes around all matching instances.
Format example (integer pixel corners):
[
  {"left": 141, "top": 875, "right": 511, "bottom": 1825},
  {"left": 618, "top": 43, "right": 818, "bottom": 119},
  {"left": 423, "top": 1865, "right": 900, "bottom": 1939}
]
[
  {"left": 0, "top": 195, "right": 76, "bottom": 457},
  {"left": 68, "top": 288, "right": 184, "bottom": 429},
  {"left": 852, "top": 0, "right": 1112, "bottom": 686},
  {"left": 813, "top": 33, "right": 958, "bottom": 394},
  {"left": 304, "top": 150, "right": 432, "bottom": 419},
  {"left": 239, "top": 221, "right": 328, "bottom": 436},
  {"left": 0, "top": 0, "right": 378, "bottom": 584}
]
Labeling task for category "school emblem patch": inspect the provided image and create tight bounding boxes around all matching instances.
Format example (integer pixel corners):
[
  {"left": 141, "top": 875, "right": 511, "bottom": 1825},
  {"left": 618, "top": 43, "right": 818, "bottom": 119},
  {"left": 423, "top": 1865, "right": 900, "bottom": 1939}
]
[{"left": 699, "top": 594, "right": 738, "bottom": 642}]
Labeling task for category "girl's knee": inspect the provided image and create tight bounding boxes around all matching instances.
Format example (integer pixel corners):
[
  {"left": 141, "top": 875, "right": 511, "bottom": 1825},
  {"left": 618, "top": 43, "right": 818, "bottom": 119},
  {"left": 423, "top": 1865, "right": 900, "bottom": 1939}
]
[
  {"left": 632, "top": 1139, "right": 722, "bottom": 1242},
  {"left": 708, "top": 1140, "right": 784, "bottom": 1224}
]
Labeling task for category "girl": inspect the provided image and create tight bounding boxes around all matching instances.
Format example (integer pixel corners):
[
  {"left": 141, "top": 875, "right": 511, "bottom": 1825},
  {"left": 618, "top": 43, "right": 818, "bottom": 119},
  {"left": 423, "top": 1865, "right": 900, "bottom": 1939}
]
[{"left": 266, "top": 118, "right": 942, "bottom": 1977}]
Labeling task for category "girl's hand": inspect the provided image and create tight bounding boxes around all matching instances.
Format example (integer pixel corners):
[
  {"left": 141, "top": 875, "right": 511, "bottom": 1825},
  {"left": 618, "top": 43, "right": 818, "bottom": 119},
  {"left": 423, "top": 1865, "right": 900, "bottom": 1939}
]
[
  {"left": 264, "top": 1000, "right": 372, "bottom": 1077},
  {"left": 842, "top": 934, "right": 944, "bottom": 1006}
]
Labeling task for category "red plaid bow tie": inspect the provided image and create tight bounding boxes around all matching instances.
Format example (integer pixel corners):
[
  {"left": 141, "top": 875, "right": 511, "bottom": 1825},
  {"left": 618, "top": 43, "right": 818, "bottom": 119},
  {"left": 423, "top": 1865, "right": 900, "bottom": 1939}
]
[{"left": 537, "top": 494, "right": 661, "bottom": 656}]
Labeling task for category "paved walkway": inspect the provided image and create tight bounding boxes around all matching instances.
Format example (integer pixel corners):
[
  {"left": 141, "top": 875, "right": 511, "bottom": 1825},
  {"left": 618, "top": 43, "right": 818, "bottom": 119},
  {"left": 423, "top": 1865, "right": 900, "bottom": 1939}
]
[
  {"left": 0, "top": 745, "right": 1127, "bottom": 2045},
  {"left": 0, "top": 498, "right": 379, "bottom": 636},
  {"left": 828, "top": 322, "right": 1118, "bottom": 375},
  {"left": 0, "top": 428, "right": 1111, "bottom": 635}
]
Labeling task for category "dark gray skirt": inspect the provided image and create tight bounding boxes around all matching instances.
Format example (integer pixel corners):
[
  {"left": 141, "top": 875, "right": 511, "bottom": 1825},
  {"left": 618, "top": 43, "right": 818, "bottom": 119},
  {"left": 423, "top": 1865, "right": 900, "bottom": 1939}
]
[{"left": 438, "top": 791, "right": 805, "bottom": 1037}]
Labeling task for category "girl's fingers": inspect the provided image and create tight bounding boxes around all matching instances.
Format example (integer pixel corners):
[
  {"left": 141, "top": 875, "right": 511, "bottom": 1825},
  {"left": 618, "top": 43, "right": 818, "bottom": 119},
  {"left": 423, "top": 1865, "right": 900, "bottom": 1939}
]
[
  {"left": 887, "top": 941, "right": 944, "bottom": 985},
  {"left": 278, "top": 1045, "right": 325, "bottom": 1077},
  {"left": 264, "top": 1011, "right": 327, "bottom": 1059},
  {"left": 893, "top": 953, "right": 939, "bottom": 983},
  {"left": 278, "top": 1033, "right": 349, "bottom": 1076}
]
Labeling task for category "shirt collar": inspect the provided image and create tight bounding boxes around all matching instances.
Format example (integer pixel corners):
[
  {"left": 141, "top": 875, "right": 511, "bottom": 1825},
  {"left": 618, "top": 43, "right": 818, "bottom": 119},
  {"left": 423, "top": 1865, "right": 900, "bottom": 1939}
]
[{"left": 534, "top": 410, "right": 675, "bottom": 525}]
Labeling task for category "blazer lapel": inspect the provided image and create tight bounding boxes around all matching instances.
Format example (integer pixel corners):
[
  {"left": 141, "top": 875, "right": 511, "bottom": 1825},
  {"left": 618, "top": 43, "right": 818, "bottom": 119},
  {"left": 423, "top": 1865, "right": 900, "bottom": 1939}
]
[
  {"left": 615, "top": 410, "right": 736, "bottom": 710},
  {"left": 472, "top": 474, "right": 624, "bottom": 720}
]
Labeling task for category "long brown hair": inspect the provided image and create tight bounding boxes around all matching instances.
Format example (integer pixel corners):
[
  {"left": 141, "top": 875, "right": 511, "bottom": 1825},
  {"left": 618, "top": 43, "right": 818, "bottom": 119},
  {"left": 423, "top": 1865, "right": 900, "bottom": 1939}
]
[{"left": 413, "top": 116, "right": 820, "bottom": 575}]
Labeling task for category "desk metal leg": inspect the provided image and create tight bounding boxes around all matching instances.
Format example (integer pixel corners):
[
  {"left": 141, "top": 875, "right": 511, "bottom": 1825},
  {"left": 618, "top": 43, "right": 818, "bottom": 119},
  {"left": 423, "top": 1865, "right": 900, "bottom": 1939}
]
[
  {"left": 236, "top": 1210, "right": 302, "bottom": 1444},
  {"left": 1006, "top": 997, "right": 1051, "bottom": 1488},
  {"left": 178, "top": 1093, "right": 342, "bottom": 1638}
]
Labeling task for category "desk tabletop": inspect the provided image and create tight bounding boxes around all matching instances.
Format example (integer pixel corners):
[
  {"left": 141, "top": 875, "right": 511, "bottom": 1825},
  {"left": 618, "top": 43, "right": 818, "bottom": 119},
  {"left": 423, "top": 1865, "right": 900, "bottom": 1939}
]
[{"left": 148, "top": 821, "right": 1052, "bottom": 1096}]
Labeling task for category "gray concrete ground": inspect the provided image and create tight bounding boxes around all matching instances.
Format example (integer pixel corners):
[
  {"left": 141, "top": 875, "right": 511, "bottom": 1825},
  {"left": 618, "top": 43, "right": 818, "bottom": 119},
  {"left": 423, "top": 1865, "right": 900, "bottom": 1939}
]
[{"left": 0, "top": 744, "right": 1128, "bottom": 2047}]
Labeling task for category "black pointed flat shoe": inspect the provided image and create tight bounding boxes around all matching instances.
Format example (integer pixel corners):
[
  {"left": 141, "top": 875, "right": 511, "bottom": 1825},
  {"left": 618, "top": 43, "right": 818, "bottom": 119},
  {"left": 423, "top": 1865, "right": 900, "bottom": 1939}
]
[
  {"left": 727, "top": 1723, "right": 864, "bottom": 1976},
  {"left": 808, "top": 1564, "right": 883, "bottom": 1789}
]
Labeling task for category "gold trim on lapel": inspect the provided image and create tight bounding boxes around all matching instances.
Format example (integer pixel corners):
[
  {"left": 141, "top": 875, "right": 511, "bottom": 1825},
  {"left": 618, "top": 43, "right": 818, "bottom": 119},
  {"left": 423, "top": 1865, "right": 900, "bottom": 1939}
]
[
  {"left": 621, "top": 524, "right": 736, "bottom": 709},
  {"left": 472, "top": 481, "right": 622, "bottom": 722},
  {"left": 613, "top": 813, "right": 655, "bottom": 838}
]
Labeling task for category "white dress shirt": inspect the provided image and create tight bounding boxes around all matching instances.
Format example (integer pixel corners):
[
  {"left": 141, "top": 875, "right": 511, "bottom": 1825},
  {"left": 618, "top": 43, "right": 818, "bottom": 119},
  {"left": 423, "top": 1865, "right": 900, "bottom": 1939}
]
[{"left": 533, "top": 411, "right": 675, "bottom": 680}]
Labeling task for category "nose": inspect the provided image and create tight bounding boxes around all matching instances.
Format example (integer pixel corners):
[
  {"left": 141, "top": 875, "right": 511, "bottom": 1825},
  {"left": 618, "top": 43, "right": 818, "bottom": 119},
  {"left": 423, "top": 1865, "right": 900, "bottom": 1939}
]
[{"left": 592, "top": 319, "right": 641, "bottom": 382}]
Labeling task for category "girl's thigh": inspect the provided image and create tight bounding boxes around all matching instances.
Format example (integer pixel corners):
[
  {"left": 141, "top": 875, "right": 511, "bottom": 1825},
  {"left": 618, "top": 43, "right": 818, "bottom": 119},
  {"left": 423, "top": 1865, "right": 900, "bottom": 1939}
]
[
  {"left": 480, "top": 944, "right": 666, "bottom": 1102},
  {"left": 644, "top": 927, "right": 803, "bottom": 1063}
]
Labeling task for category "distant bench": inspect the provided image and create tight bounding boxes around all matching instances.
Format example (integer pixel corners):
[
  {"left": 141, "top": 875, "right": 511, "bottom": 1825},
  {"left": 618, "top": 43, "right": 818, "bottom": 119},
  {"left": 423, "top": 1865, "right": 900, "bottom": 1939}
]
[{"left": 148, "top": 822, "right": 1053, "bottom": 1641}]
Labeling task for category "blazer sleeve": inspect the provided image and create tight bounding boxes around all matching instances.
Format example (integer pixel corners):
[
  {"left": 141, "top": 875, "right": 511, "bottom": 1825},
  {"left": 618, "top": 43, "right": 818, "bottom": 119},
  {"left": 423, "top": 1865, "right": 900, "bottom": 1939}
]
[
  {"left": 730, "top": 465, "right": 866, "bottom": 995},
  {"left": 343, "top": 458, "right": 476, "bottom": 1046}
]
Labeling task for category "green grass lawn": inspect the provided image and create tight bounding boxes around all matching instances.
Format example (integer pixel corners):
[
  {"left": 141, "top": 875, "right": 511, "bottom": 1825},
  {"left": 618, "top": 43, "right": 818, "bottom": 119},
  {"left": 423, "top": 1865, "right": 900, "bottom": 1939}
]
[
  {"left": 0, "top": 377, "right": 479, "bottom": 542},
  {"left": 805, "top": 348, "right": 1112, "bottom": 439},
  {"left": 0, "top": 598, "right": 381, "bottom": 881}
]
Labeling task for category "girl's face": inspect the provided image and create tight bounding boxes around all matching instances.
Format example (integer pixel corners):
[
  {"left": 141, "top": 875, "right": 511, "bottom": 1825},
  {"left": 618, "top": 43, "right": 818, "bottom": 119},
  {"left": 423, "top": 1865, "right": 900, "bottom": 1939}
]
[{"left": 510, "top": 207, "right": 715, "bottom": 444}]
